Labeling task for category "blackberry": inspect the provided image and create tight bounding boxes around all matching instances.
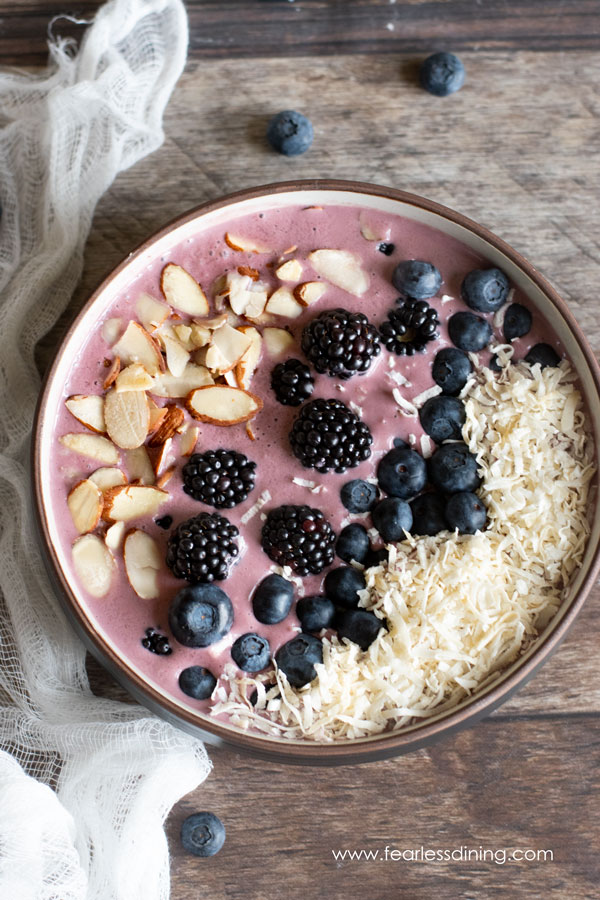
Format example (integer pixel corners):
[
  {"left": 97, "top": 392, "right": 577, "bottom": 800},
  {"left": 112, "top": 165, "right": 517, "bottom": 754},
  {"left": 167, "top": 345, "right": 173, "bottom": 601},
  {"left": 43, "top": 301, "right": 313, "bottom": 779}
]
[
  {"left": 301, "top": 308, "right": 381, "bottom": 380},
  {"left": 271, "top": 358, "right": 314, "bottom": 406},
  {"left": 379, "top": 298, "right": 439, "bottom": 356},
  {"left": 141, "top": 627, "right": 172, "bottom": 655},
  {"left": 182, "top": 449, "right": 256, "bottom": 509},
  {"left": 166, "top": 512, "right": 239, "bottom": 583},
  {"left": 261, "top": 504, "right": 336, "bottom": 575},
  {"left": 289, "top": 398, "right": 373, "bottom": 473}
]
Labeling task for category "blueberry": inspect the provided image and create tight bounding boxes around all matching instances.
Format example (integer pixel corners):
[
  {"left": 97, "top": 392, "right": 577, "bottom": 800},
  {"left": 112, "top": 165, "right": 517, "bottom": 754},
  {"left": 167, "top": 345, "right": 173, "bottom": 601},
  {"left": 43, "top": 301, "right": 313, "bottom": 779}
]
[
  {"left": 178, "top": 666, "right": 217, "bottom": 701},
  {"left": 336, "top": 523, "right": 370, "bottom": 564},
  {"left": 448, "top": 311, "right": 493, "bottom": 352},
  {"left": 169, "top": 584, "right": 233, "bottom": 648},
  {"left": 410, "top": 492, "right": 447, "bottom": 536},
  {"left": 335, "top": 609, "right": 385, "bottom": 651},
  {"left": 428, "top": 443, "right": 482, "bottom": 494},
  {"left": 296, "top": 595, "right": 335, "bottom": 632},
  {"left": 503, "top": 303, "right": 532, "bottom": 342},
  {"left": 371, "top": 497, "right": 413, "bottom": 542},
  {"left": 275, "top": 634, "right": 323, "bottom": 687},
  {"left": 378, "top": 242, "right": 395, "bottom": 256},
  {"left": 340, "top": 479, "right": 378, "bottom": 513},
  {"left": 525, "top": 343, "right": 561, "bottom": 369},
  {"left": 489, "top": 353, "right": 503, "bottom": 372},
  {"left": 231, "top": 633, "right": 271, "bottom": 672},
  {"left": 431, "top": 347, "right": 473, "bottom": 395},
  {"left": 252, "top": 573, "right": 294, "bottom": 625},
  {"left": 377, "top": 446, "right": 427, "bottom": 499},
  {"left": 324, "top": 566, "right": 367, "bottom": 609},
  {"left": 445, "top": 492, "right": 487, "bottom": 534},
  {"left": 461, "top": 267, "right": 510, "bottom": 313},
  {"left": 266, "top": 109, "right": 313, "bottom": 156},
  {"left": 393, "top": 437, "right": 409, "bottom": 449},
  {"left": 419, "top": 395, "right": 465, "bottom": 443},
  {"left": 181, "top": 812, "right": 225, "bottom": 858},
  {"left": 420, "top": 51, "right": 465, "bottom": 97},
  {"left": 392, "top": 260, "right": 442, "bottom": 299},
  {"left": 364, "top": 546, "right": 389, "bottom": 567}
]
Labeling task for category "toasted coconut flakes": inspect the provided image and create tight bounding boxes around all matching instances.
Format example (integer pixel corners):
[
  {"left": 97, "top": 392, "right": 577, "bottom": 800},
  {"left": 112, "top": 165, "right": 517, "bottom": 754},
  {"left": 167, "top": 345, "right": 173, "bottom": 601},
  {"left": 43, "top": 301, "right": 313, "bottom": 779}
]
[
  {"left": 392, "top": 388, "right": 417, "bottom": 417},
  {"left": 413, "top": 384, "right": 442, "bottom": 407},
  {"left": 292, "top": 477, "right": 316, "bottom": 489},
  {"left": 240, "top": 489, "right": 271, "bottom": 525},
  {"left": 214, "top": 361, "right": 595, "bottom": 741},
  {"left": 349, "top": 400, "right": 363, "bottom": 417},
  {"left": 420, "top": 434, "right": 433, "bottom": 458},
  {"left": 387, "top": 369, "right": 411, "bottom": 387},
  {"left": 441, "top": 294, "right": 453, "bottom": 304},
  {"left": 408, "top": 433, "right": 417, "bottom": 446}
]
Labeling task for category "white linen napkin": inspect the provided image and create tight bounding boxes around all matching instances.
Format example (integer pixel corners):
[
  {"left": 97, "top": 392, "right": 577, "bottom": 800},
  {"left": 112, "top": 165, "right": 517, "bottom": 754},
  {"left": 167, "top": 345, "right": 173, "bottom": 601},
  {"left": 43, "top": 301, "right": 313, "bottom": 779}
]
[{"left": 0, "top": 2, "right": 211, "bottom": 898}]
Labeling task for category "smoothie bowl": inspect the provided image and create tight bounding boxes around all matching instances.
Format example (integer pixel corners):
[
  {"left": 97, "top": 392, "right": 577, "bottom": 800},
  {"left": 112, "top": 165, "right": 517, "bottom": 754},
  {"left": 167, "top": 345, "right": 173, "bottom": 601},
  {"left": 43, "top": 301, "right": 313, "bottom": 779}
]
[{"left": 33, "top": 181, "right": 600, "bottom": 765}]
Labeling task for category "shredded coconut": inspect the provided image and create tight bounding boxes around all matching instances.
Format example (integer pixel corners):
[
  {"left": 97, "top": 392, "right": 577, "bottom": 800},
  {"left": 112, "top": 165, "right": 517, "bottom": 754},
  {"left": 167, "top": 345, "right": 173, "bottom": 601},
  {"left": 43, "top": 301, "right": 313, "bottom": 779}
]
[
  {"left": 392, "top": 388, "right": 418, "bottom": 416},
  {"left": 212, "top": 361, "right": 595, "bottom": 741},
  {"left": 240, "top": 489, "right": 271, "bottom": 524}
]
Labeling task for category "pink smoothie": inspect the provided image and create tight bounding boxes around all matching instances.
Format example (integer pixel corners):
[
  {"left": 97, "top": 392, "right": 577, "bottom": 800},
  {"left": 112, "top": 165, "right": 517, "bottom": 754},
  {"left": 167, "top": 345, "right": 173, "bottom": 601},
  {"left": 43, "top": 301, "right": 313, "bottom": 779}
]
[{"left": 50, "top": 203, "right": 563, "bottom": 722}]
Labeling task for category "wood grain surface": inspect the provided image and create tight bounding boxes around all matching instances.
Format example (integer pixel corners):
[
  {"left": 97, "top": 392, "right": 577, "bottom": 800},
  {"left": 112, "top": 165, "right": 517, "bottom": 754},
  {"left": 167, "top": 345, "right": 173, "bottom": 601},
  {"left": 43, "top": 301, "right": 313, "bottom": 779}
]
[{"left": 29, "top": 1, "right": 600, "bottom": 897}]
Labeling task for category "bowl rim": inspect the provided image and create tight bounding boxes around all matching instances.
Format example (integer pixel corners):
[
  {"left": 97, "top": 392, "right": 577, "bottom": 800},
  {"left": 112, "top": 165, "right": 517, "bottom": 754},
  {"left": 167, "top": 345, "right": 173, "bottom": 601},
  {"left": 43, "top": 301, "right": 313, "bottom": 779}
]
[{"left": 32, "top": 178, "right": 600, "bottom": 765}]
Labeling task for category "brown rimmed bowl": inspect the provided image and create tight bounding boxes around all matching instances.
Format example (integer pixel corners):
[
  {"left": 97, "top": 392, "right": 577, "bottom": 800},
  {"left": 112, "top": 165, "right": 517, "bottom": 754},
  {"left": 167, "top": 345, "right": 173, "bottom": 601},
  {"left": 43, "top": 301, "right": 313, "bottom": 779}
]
[{"left": 33, "top": 180, "right": 600, "bottom": 765}]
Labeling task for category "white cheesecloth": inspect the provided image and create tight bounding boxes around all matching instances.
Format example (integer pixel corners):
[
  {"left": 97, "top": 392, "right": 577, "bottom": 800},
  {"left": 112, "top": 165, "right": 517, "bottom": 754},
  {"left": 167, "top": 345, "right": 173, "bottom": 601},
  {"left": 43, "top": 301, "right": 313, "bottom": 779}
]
[{"left": 0, "top": 2, "right": 212, "bottom": 898}]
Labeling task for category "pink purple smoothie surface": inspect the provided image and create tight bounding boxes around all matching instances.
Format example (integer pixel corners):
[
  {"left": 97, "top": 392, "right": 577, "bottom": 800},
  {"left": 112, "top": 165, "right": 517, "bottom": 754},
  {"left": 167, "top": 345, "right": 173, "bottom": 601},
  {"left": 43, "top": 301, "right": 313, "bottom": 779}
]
[{"left": 51, "top": 203, "right": 565, "bottom": 729}]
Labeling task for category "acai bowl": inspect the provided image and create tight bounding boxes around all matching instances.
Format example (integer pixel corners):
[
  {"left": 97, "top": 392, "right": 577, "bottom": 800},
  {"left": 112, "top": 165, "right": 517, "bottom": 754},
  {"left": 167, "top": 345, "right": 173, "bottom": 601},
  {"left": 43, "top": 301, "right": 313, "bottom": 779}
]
[{"left": 33, "top": 181, "right": 600, "bottom": 765}]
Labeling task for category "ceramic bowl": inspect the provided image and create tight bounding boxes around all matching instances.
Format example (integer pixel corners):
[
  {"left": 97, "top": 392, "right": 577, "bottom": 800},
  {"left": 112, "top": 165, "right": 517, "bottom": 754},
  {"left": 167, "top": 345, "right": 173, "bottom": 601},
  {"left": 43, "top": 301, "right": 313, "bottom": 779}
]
[{"left": 33, "top": 180, "right": 600, "bottom": 765}]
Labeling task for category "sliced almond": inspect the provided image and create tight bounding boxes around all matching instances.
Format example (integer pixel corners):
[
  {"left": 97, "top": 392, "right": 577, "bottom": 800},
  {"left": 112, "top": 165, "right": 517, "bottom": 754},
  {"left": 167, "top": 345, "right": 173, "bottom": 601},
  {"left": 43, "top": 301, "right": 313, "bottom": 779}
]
[
  {"left": 235, "top": 326, "right": 262, "bottom": 390},
  {"left": 359, "top": 213, "right": 391, "bottom": 242},
  {"left": 160, "top": 263, "right": 209, "bottom": 317},
  {"left": 125, "top": 446, "right": 155, "bottom": 485},
  {"left": 89, "top": 467, "right": 127, "bottom": 492},
  {"left": 294, "top": 281, "right": 327, "bottom": 307},
  {"left": 162, "top": 333, "right": 190, "bottom": 377},
  {"left": 179, "top": 425, "right": 199, "bottom": 456},
  {"left": 157, "top": 466, "right": 176, "bottom": 489},
  {"left": 103, "top": 356, "right": 121, "bottom": 390},
  {"left": 104, "top": 389, "right": 150, "bottom": 450},
  {"left": 189, "top": 323, "right": 212, "bottom": 348},
  {"left": 124, "top": 529, "right": 162, "bottom": 599},
  {"left": 147, "top": 399, "right": 167, "bottom": 438},
  {"left": 223, "top": 369, "right": 238, "bottom": 387},
  {"left": 135, "top": 292, "right": 171, "bottom": 332},
  {"left": 67, "top": 479, "right": 103, "bottom": 534},
  {"left": 115, "top": 363, "right": 155, "bottom": 393},
  {"left": 186, "top": 385, "right": 263, "bottom": 425},
  {"left": 263, "top": 327, "right": 295, "bottom": 357},
  {"left": 172, "top": 324, "right": 195, "bottom": 350},
  {"left": 226, "top": 270, "right": 268, "bottom": 318},
  {"left": 148, "top": 404, "right": 184, "bottom": 447},
  {"left": 102, "top": 317, "right": 123, "bottom": 345},
  {"left": 105, "top": 520, "right": 126, "bottom": 552},
  {"left": 148, "top": 438, "right": 173, "bottom": 476},
  {"left": 65, "top": 395, "right": 105, "bottom": 434},
  {"left": 238, "top": 265, "right": 260, "bottom": 280},
  {"left": 224, "top": 232, "right": 270, "bottom": 254},
  {"left": 308, "top": 249, "right": 369, "bottom": 296},
  {"left": 72, "top": 534, "right": 115, "bottom": 598},
  {"left": 276, "top": 259, "right": 303, "bottom": 282},
  {"left": 59, "top": 433, "right": 119, "bottom": 465},
  {"left": 246, "top": 421, "right": 256, "bottom": 441},
  {"left": 151, "top": 363, "right": 214, "bottom": 398},
  {"left": 102, "top": 484, "right": 168, "bottom": 522},
  {"left": 196, "top": 313, "right": 229, "bottom": 330},
  {"left": 206, "top": 323, "right": 252, "bottom": 374},
  {"left": 265, "top": 287, "right": 303, "bottom": 318},
  {"left": 112, "top": 321, "right": 164, "bottom": 376}
]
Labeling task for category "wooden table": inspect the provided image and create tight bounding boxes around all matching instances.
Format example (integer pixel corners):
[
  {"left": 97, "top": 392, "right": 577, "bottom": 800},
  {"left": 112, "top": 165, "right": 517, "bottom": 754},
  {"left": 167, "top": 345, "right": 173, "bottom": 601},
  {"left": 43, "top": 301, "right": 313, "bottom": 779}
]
[{"left": 18, "top": 1, "right": 600, "bottom": 897}]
